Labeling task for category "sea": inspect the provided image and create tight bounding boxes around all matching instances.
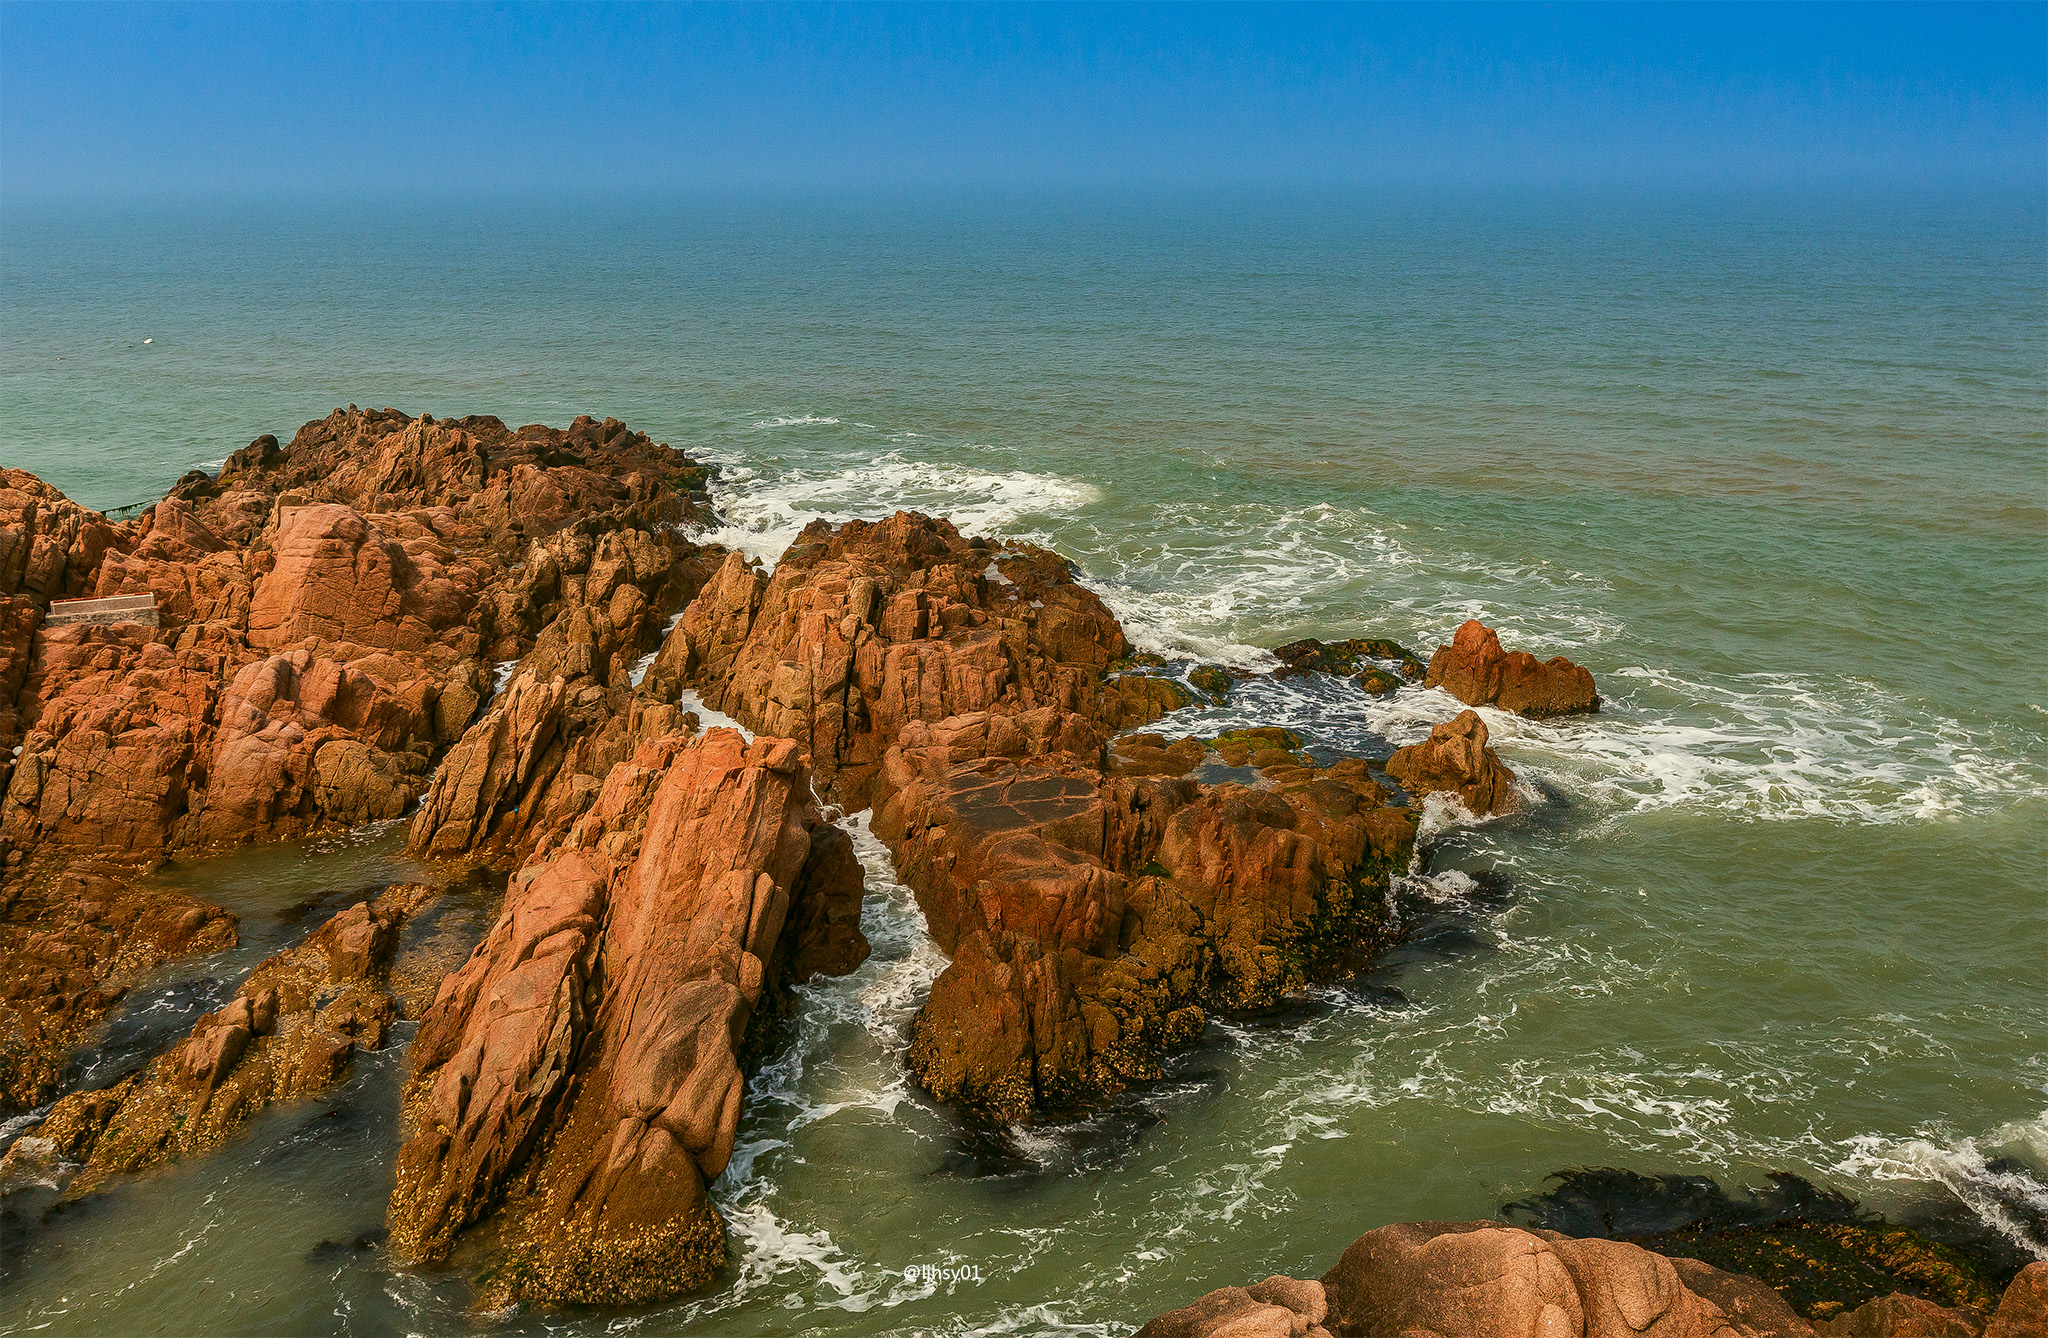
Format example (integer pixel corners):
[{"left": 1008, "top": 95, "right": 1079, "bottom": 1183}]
[{"left": 0, "top": 187, "right": 2043, "bottom": 1335}]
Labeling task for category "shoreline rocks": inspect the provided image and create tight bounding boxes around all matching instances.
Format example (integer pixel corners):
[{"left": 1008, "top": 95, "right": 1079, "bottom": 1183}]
[
  {"left": 879, "top": 724, "right": 1415, "bottom": 1120},
  {"left": 11, "top": 885, "right": 432, "bottom": 1194},
  {"left": 1136, "top": 1223, "right": 2046, "bottom": 1338},
  {"left": 3, "top": 410, "right": 1646, "bottom": 1320},
  {"left": 1425, "top": 618, "right": 1599, "bottom": 717},
  {"left": 0, "top": 410, "right": 721, "bottom": 1113},
  {"left": 652, "top": 513, "right": 1424, "bottom": 1123}
]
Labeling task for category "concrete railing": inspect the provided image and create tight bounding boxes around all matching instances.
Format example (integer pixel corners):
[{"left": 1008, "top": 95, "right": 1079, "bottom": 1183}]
[{"left": 43, "top": 593, "right": 160, "bottom": 629}]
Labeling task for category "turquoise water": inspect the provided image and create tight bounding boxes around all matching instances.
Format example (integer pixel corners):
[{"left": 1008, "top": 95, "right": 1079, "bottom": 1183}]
[{"left": 1, "top": 189, "right": 2044, "bottom": 1334}]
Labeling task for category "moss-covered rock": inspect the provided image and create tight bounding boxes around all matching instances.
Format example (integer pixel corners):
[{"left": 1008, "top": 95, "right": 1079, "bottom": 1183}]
[
  {"left": 1272, "top": 637, "right": 1425, "bottom": 682},
  {"left": 1632, "top": 1221, "right": 1998, "bottom": 1321}
]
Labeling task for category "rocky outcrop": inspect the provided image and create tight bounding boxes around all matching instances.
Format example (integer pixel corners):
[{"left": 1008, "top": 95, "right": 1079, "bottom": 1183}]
[
  {"left": 642, "top": 511, "right": 1418, "bottom": 1123},
  {"left": 1819, "top": 1293, "right": 1984, "bottom": 1336},
  {"left": 1140, "top": 1219, "right": 1816, "bottom": 1337},
  {"left": 247, "top": 504, "right": 480, "bottom": 655},
  {"left": 388, "top": 727, "right": 868, "bottom": 1307},
  {"left": 1386, "top": 709, "right": 1520, "bottom": 815},
  {"left": 404, "top": 518, "right": 726, "bottom": 869},
  {"left": 23, "top": 887, "right": 427, "bottom": 1188},
  {"left": 1139, "top": 1219, "right": 2045, "bottom": 1338},
  {"left": 0, "top": 469, "right": 121, "bottom": 603},
  {"left": 2, "top": 623, "right": 236, "bottom": 860},
  {"left": 874, "top": 722, "right": 1416, "bottom": 1121},
  {"left": 1425, "top": 619, "right": 1599, "bottom": 717},
  {"left": 656, "top": 511, "right": 1186, "bottom": 811},
  {"left": 0, "top": 409, "right": 722, "bottom": 1110}
]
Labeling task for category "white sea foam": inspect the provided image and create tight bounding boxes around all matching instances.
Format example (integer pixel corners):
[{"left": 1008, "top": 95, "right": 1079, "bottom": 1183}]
[
  {"left": 690, "top": 450, "right": 1099, "bottom": 568},
  {"left": 681, "top": 436, "right": 2047, "bottom": 825},
  {"left": 626, "top": 609, "right": 686, "bottom": 687},
  {"left": 486, "top": 658, "right": 518, "bottom": 701},
  {"left": 674, "top": 687, "right": 753, "bottom": 740},
  {"left": 754, "top": 414, "right": 842, "bottom": 428},
  {"left": 1836, "top": 1113, "right": 2048, "bottom": 1259},
  {"left": 688, "top": 810, "right": 949, "bottom": 1318}
]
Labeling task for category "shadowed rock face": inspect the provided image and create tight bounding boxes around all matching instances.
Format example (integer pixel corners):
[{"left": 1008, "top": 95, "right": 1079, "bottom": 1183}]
[
  {"left": 1425, "top": 618, "right": 1599, "bottom": 718},
  {"left": 0, "top": 411, "right": 722, "bottom": 1111},
  {"left": 1386, "top": 708, "right": 1521, "bottom": 816},
  {"left": 388, "top": 727, "right": 868, "bottom": 1307}
]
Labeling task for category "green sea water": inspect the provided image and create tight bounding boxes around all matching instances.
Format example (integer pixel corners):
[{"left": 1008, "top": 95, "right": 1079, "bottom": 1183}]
[{"left": 0, "top": 189, "right": 2043, "bottom": 1335}]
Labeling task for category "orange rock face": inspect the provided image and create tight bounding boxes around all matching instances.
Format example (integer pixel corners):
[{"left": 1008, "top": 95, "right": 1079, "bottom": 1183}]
[
  {"left": 1425, "top": 619, "right": 1599, "bottom": 718},
  {"left": 0, "top": 409, "right": 721, "bottom": 1111},
  {"left": 660, "top": 511, "right": 1419, "bottom": 1122},
  {"left": 660, "top": 511, "right": 1184, "bottom": 810},
  {"left": 1140, "top": 1220, "right": 1818, "bottom": 1338},
  {"left": 874, "top": 722, "right": 1416, "bottom": 1120},
  {"left": 1386, "top": 709, "right": 1521, "bottom": 816},
  {"left": 389, "top": 727, "right": 868, "bottom": 1306}
]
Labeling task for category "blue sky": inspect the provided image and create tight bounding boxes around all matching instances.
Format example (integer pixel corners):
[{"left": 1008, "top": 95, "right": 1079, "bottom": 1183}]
[{"left": 2, "top": 2, "right": 2042, "bottom": 199}]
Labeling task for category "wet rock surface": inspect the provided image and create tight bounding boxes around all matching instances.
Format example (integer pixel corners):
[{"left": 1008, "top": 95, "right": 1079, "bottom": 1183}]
[{"left": 11, "top": 886, "right": 430, "bottom": 1193}]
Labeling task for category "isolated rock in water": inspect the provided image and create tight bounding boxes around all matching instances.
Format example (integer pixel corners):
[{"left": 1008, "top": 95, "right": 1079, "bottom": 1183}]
[
  {"left": 876, "top": 721, "right": 1416, "bottom": 1120},
  {"left": 29, "top": 888, "right": 426, "bottom": 1184},
  {"left": 389, "top": 728, "right": 868, "bottom": 1307},
  {"left": 1324, "top": 1220, "right": 1814, "bottom": 1336},
  {"left": 1425, "top": 619, "right": 1598, "bottom": 717},
  {"left": 1385, "top": 709, "right": 1520, "bottom": 816},
  {"left": 665, "top": 511, "right": 1185, "bottom": 809}
]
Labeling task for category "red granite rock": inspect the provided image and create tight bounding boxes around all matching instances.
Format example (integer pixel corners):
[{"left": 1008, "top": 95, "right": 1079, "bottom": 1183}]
[
  {"left": 1386, "top": 708, "right": 1521, "bottom": 816},
  {"left": 1425, "top": 619, "right": 1598, "bottom": 718},
  {"left": 389, "top": 728, "right": 868, "bottom": 1306}
]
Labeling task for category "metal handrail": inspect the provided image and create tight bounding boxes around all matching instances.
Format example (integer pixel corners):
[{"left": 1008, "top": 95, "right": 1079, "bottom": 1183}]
[{"left": 97, "top": 465, "right": 222, "bottom": 523}]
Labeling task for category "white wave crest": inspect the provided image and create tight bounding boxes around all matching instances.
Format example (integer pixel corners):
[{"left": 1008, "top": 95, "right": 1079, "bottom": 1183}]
[
  {"left": 691, "top": 450, "right": 1100, "bottom": 568},
  {"left": 686, "top": 810, "right": 950, "bottom": 1320},
  {"left": 1836, "top": 1113, "right": 2048, "bottom": 1259}
]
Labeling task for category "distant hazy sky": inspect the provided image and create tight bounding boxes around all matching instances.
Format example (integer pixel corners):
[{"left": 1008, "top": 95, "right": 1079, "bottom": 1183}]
[{"left": 2, "top": 2, "right": 2042, "bottom": 200}]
